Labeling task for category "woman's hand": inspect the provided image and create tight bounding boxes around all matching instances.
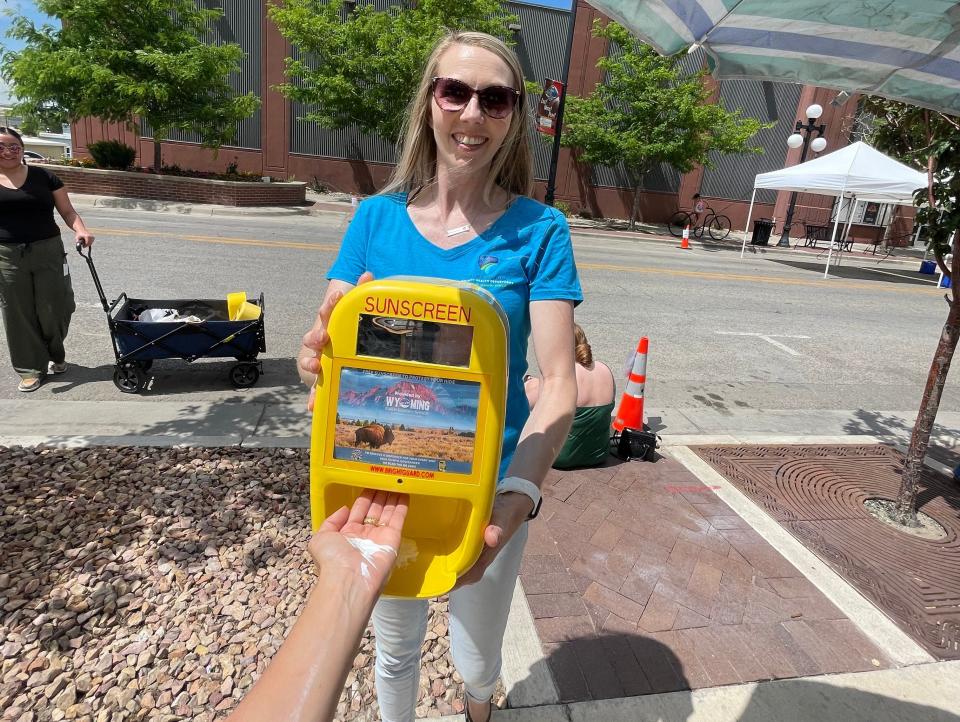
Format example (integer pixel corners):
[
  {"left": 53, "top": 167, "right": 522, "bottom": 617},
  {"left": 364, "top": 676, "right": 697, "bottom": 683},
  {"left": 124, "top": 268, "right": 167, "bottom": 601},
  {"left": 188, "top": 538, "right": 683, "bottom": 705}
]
[
  {"left": 298, "top": 272, "right": 373, "bottom": 410},
  {"left": 309, "top": 489, "right": 408, "bottom": 595},
  {"left": 75, "top": 231, "right": 95, "bottom": 248},
  {"left": 454, "top": 491, "right": 532, "bottom": 588}
]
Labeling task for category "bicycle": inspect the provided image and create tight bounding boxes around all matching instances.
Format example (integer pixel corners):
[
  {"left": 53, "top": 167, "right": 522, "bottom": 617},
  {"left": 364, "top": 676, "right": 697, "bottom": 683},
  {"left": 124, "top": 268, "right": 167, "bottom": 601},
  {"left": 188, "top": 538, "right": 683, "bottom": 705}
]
[{"left": 668, "top": 204, "right": 732, "bottom": 241}]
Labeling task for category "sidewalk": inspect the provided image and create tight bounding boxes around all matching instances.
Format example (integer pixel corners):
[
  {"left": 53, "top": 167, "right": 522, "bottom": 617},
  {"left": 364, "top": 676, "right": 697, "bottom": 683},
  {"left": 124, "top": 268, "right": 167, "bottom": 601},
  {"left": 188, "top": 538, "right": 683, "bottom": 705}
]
[{"left": 2, "top": 401, "right": 959, "bottom": 721}]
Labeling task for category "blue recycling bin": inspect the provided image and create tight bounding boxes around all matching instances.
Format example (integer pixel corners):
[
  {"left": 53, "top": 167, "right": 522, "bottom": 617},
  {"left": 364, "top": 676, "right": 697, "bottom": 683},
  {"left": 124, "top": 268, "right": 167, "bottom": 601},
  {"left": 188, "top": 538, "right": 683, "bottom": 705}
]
[
  {"left": 941, "top": 275, "right": 952, "bottom": 289},
  {"left": 919, "top": 260, "right": 936, "bottom": 274}
]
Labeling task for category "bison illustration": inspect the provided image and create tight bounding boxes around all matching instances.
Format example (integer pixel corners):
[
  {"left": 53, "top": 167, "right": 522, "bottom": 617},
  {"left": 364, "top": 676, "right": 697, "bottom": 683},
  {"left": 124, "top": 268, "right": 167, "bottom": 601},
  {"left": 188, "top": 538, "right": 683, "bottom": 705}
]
[{"left": 354, "top": 423, "right": 395, "bottom": 449}]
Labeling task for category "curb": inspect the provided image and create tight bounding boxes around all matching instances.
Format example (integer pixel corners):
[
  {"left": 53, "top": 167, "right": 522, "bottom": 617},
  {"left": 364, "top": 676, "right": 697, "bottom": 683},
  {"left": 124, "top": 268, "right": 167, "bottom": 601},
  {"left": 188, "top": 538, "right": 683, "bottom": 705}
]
[{"left": 69, "top": 193, "right": 353, "bottom": 218}]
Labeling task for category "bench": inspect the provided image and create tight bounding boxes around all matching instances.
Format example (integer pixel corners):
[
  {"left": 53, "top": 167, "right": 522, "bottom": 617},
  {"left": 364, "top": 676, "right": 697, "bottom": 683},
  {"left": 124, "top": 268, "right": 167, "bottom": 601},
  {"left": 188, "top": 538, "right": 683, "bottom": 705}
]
[{"left": 803, "top": 223, "right": 853, "bottom": 252}]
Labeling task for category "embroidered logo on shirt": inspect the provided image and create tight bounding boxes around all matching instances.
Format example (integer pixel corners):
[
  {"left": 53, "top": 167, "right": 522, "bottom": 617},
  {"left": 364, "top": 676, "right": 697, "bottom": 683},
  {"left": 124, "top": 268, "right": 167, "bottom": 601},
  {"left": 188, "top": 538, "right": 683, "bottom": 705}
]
[{"left": 478, "top": 255, "right": 498, "bottom": 273}]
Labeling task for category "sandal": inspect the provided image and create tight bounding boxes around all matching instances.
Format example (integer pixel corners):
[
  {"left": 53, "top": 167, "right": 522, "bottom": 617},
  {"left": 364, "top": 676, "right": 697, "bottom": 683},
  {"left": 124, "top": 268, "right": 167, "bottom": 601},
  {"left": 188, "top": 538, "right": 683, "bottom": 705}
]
[
  {"left": 17, "top": 376, "right": 43, "bottom": 393},
  {"left": 464, "top": 696, "right": 493, "bottom": 722},
  {"left": 48, "top": 361, "right": 67, "bottom": 374}
]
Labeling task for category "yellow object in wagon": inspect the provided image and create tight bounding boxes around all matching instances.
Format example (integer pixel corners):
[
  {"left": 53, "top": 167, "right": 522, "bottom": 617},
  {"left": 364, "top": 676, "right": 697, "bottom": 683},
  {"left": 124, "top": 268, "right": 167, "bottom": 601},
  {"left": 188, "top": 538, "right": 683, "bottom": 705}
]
[
  {"left": 310, "top": 277, "right": 508, "bottom": 598},
  {"left": 227, "top": 292, "right": 261, "bottom": 321}
]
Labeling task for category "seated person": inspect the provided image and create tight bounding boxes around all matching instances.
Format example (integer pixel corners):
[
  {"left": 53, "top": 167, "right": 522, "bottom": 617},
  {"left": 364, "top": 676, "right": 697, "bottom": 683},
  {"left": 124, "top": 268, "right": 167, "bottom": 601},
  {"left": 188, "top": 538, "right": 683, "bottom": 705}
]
[{"left": 525, "top": 324, "right": 615, "bottom": 469}]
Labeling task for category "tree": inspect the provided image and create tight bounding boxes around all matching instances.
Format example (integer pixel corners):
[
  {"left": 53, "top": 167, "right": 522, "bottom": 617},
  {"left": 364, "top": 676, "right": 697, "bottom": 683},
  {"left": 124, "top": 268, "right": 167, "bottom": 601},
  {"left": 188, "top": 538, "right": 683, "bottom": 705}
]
[
  {"left": 560, "top": 20, "right": 768, "bottom": 230},
  {"left": 865, "top": 98, "right": 960, "bottom": 526},
  {"left": 268, "top": 0, "right": 515, "bottom": 146},
  {"left": 19, "top": 102, "right": 69, "bottom": 136},
  {"left": 2, "top": 0, "right": 260, "bottom": 169}
]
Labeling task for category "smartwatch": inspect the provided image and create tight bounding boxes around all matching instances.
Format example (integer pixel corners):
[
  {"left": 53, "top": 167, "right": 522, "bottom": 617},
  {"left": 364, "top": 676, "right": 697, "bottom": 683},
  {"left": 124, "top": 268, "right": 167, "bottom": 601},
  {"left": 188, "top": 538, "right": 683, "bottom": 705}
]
[{"left": 496, "top": 476, "right": 543, "bottom": 520}]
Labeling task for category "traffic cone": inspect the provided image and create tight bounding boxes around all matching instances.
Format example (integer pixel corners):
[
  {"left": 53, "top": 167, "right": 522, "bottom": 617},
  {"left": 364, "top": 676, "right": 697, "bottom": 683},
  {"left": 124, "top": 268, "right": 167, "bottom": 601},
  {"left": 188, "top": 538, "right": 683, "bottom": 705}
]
[
  {"left": 680, "top": 224, "right": 690, "bottom": 250},
  {"left": 612, "top": 337, "right": 648, "bottom": 432}
]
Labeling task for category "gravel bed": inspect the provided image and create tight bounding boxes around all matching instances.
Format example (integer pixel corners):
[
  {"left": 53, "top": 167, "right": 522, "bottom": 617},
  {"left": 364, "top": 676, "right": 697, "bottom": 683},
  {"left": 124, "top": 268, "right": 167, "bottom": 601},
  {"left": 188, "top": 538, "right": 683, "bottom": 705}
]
[{"left": 0, "top": 446, "right": 504, "bottom": 721}]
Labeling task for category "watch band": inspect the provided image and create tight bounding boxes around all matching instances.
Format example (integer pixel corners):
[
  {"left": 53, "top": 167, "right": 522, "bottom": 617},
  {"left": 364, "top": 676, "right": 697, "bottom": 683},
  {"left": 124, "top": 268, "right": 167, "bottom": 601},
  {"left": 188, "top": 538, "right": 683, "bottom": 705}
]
[{"left": 496, "top": 476, "right": 543, "bottom": 520}]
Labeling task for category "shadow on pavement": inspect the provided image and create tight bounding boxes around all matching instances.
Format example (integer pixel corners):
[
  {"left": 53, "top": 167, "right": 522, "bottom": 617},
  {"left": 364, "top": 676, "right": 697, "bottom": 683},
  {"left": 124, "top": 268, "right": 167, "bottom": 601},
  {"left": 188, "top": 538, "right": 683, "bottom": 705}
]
[
  {"left": 842, "top": 409, "right": 960, "bottom": 470},
  {"left": 768, "top": 258, "right": 939, "bottom": 285},
  {"left": 512, "top": 633, "right": 959, "bottom": 721}
]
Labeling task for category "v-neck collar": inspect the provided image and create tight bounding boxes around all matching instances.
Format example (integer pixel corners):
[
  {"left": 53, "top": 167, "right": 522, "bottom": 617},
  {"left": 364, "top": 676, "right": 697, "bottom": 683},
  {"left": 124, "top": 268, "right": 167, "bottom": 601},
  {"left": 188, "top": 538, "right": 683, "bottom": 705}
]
[{"left": 402, "top": 195, "right": 519, "bottom": 258}]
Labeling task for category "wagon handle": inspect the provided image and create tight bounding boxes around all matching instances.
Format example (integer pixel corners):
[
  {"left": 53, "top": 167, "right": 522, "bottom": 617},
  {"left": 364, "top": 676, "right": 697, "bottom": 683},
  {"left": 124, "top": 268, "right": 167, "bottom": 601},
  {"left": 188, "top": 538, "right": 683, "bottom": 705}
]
[{"left": 76, "top": 241, "right": 110, "bottom": 313}]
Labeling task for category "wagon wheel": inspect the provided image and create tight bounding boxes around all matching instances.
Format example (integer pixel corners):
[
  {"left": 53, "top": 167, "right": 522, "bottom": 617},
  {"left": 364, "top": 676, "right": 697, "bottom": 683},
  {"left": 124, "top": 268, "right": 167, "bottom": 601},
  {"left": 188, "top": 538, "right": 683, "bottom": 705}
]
[
  {"left": 113, "top": 364, "right": 146, "bottom": 394},
  {"left": 230, "top": 363, "right": 260, "bottom": 388}
]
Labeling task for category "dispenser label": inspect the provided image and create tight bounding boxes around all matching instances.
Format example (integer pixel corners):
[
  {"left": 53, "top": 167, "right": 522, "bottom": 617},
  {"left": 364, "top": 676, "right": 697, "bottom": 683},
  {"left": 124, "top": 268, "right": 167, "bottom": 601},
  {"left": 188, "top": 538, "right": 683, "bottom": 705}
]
[{"left": 333, "top": 367, "right": 480, "bottom": 474}]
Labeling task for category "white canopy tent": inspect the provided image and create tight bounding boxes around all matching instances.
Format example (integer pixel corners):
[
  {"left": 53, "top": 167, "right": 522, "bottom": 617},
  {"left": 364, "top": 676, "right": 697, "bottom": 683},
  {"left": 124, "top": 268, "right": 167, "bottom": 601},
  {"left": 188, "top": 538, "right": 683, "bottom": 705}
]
[{"left": 739, "top": 142, "right": 927, "bottom": 278}]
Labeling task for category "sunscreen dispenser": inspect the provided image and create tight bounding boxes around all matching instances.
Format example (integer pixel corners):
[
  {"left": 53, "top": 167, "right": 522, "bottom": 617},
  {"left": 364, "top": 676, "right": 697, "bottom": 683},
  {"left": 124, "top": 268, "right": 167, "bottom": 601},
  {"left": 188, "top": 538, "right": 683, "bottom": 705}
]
[{"left": 310, "top": 277, "right": 509, "bottom": 598}]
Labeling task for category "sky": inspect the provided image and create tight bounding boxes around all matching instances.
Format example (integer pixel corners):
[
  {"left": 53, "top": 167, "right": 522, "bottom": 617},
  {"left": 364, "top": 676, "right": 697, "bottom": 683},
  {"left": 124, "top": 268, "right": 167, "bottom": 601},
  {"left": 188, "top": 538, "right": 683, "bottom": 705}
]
[{"left": 0, "top": 0, "right": 574, "bottom": 104}]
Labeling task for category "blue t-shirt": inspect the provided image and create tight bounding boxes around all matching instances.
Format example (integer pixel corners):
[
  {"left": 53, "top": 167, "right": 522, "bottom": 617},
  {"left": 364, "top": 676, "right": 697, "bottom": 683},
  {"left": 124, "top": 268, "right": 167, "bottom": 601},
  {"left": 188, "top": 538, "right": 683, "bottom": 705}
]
[{"left": 328, "top": 192, "right": 582, "bottom": 476}]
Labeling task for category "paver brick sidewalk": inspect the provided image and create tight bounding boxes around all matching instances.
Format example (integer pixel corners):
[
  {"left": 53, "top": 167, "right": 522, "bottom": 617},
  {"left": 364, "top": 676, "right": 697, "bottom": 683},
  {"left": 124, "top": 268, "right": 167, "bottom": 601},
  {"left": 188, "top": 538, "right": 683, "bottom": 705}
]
[{"left": 518, "top": 454, "right": 892, "bottom": 703}]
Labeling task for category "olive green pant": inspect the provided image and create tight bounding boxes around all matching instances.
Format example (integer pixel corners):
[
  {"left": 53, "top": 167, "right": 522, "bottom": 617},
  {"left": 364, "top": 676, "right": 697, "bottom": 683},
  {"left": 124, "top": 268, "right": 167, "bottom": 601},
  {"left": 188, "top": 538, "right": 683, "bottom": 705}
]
[{"left": 0, "top": 235, "right": 76, "bottom": 378}]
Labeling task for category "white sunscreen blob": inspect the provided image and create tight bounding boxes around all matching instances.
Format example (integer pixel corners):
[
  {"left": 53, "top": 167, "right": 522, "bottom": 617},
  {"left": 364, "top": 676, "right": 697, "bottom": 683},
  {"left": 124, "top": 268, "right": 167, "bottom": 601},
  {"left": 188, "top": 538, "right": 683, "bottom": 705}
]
[{"left": 345, "top": 537, "right": 397, "bottom": 584}]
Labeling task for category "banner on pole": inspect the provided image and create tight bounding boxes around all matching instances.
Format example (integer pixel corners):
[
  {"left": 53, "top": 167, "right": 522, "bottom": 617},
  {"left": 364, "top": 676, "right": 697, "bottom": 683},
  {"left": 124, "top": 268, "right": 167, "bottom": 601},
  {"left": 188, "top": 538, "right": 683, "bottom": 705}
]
[{"left": 536, "top": 79, "right": 564, "bottom": 136}]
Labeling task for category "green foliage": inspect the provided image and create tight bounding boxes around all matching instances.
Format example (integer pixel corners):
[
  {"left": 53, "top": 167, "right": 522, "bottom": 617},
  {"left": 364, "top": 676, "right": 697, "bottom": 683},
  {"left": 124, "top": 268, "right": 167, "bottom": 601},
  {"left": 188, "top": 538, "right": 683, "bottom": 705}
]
[
  {"left": 17, "top": 102, "right": 68, "bottom": 137},
  {"left": 269, "top": 0, "right": 516, "bottom": 144},
  {"left": 864, "top": 97, "right": 960, "bottom": 263},
  {"left": 2, "top": 0, "right": 260, "bottom": 157},
  {"left": 87, "top": 139, "right": 136, "bottom": 169},
  {"left": 561, "top": 21, "right": 768, "bottom": 201},
  {"left": 553, "top": 200, "right": 573, "bottom": 217}
]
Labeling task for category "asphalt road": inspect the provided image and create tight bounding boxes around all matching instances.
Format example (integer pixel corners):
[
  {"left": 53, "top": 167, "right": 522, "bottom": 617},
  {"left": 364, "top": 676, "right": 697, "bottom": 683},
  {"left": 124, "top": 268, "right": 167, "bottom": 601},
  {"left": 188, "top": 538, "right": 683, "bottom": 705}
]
[{"left": 3, "top": 204, "right": 957, "bottom": 415}]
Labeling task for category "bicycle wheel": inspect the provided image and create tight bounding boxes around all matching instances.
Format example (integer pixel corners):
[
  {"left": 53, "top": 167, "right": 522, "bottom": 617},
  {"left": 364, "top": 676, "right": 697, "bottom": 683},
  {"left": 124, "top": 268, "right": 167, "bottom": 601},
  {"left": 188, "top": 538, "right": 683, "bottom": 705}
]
[
  {"left": 667, "top": 211, "right": 691, "bottom": 237},
  {"left": 708, "top": 215, "right": 732, "bottom": 241}
]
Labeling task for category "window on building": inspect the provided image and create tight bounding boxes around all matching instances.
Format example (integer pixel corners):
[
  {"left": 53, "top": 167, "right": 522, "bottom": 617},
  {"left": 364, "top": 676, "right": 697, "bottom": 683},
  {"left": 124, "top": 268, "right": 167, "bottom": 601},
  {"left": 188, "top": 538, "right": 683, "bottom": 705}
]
[{"left": 832, "top": 198, "right": 892, "bottom": 227}]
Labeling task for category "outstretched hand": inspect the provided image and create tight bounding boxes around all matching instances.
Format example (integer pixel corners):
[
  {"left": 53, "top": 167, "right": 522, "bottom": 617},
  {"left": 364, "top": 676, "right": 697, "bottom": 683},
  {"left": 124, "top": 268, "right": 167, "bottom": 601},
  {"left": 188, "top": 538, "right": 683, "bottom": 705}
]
[
  {"left": 308, "top": 489, "right": 408, "bottom": 594},
  {"left": 299, "top": 272, "right": 374, "bottom": 411}
]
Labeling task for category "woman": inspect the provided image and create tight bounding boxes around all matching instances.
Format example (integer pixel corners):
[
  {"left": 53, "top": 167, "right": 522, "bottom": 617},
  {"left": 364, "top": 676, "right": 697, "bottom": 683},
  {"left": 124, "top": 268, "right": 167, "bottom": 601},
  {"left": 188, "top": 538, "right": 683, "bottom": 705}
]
[
  {"left": 0, "top": 127, "right": 94, "bottom": 392},
  {"left": 525, "top": 323, "right": 615, "bottom": 469},
  {"left": 298, "top": 31, "right": 581, "bottom": 722}
]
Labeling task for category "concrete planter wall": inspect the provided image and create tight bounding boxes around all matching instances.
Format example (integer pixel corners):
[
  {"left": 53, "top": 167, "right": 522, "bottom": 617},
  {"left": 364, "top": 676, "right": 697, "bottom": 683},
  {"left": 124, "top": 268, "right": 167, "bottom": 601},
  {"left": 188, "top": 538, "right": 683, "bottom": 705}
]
[{"left": 49, "top": 165, "right": 306, "bottom": 207}]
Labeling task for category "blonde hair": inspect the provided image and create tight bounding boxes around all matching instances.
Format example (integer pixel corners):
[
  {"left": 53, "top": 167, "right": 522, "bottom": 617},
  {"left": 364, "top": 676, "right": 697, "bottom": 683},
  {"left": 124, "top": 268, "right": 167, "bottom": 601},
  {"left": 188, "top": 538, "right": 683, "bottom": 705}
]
[
  {"left": 381, "top": 31, "right": 533, "bottom": 201},
  {"left": 574, "top": 324, "right": 593, "bottom": 366}
]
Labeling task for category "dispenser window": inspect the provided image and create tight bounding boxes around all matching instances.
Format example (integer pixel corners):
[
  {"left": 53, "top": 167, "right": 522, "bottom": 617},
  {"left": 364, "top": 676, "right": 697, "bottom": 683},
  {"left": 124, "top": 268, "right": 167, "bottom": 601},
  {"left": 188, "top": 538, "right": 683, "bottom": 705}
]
[
  {"left": 333, "top": 367, "right": 480, "bottom": 475},
  {"left": 356, "top": 314, "right": 473, "bottom": 368}
]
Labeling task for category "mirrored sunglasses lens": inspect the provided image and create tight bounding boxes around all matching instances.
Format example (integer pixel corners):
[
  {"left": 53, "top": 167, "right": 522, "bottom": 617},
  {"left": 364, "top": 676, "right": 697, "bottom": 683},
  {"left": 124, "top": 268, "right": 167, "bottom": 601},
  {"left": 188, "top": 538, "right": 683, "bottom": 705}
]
[
  {"left": 479, "top": 88, "right": 516, "bottom": 118},
  {"left": 435, "top": 79, "right": 471, "bottom": 110},
  {"left": 0, "top": 144, "right": 21, "bottom": 152}
]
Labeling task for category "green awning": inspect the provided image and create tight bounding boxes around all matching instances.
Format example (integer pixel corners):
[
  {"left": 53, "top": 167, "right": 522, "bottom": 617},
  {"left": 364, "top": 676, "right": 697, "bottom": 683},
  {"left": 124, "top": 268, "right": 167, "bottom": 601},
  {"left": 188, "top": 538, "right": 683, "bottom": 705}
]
[{"left": 584, "top": 1, "right": 960, "bottom": 116}]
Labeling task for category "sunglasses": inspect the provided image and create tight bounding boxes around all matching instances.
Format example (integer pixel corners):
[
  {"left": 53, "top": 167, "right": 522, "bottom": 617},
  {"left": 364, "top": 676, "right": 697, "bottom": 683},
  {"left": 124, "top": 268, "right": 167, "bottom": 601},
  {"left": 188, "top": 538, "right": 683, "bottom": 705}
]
[
  {"left": 431, "top": 77, "right": 520, "bottom": 119},
  {"left": 0, "top": 143, "right": 22, "bottom": 152}
]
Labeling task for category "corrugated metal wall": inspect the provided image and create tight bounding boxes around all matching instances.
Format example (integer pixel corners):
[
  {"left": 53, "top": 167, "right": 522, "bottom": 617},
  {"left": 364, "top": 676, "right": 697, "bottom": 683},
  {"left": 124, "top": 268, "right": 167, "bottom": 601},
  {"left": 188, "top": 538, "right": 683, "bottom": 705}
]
[
  {"left": 290, "top": 1, "right": 569, "bottom": 181},
  {"left": 142, "top": 1, "right": 262, "bottom": 150},
  {"left": 700, "top": 80, "right": 801, "bottom": 203},
  {"left": 589, "top": 46, "right": 708, "bottom": 192}
]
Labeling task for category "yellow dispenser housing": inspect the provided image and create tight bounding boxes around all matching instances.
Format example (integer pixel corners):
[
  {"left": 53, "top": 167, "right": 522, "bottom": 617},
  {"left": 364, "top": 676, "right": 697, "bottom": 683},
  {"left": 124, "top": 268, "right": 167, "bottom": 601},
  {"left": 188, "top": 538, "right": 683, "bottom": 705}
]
[{"left": 310, "top": 277, "right": 508, "bottom": 598}]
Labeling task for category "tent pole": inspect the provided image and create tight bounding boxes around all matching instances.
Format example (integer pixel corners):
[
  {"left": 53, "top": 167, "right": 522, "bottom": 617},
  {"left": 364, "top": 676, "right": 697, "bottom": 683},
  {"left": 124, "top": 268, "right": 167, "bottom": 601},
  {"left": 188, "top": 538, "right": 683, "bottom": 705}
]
[
  {"left": 740, "top": 189, "right": 757, "bottom": 259},
  {"left": 824, "top": 189, "right": 848, "bottom": 279},
  {"left": 840, "top": 195, "right": 857, "bottom": 261}
]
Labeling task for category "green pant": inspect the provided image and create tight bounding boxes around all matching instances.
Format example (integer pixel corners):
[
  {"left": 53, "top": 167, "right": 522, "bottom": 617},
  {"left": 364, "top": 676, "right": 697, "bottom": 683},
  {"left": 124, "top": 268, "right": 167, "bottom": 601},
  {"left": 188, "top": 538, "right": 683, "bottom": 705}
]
[{"left": 0, "top": 235, "right": 76, "bottom": 377}]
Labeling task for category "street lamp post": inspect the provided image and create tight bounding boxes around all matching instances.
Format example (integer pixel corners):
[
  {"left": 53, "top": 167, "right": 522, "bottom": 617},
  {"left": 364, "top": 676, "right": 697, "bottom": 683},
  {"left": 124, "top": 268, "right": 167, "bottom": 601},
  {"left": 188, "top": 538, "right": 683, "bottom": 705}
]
[{"left": 777, "top": 104, "right": 828, "bottom": 247}]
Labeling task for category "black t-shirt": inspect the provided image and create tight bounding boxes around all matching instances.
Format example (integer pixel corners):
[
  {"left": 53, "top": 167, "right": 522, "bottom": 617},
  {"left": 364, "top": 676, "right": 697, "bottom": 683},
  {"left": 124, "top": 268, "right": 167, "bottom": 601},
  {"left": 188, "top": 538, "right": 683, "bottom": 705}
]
[{"left": 0, "top": 165, "right": 65, "bottom": 243}]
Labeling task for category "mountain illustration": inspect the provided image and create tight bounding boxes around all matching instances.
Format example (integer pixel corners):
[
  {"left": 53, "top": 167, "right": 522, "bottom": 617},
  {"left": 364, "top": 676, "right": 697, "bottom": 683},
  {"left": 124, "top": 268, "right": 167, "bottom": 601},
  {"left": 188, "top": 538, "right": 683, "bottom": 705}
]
[{"left": 340, "top": 381, "right": 450, "bottom": 414}]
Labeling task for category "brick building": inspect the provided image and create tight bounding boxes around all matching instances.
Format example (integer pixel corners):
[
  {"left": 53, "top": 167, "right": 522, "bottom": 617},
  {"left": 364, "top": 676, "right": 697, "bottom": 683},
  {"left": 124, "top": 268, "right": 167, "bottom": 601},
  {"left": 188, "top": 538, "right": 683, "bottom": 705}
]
[{"left": 71, "top": 0, "right": 913, "bottom": 242}]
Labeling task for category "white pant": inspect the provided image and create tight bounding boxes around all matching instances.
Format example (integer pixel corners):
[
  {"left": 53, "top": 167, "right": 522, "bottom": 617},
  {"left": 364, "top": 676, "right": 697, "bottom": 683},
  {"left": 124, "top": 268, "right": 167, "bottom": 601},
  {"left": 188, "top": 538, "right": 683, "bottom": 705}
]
[{"left": 372, "top": 523, "right": 529, "bottom": 722}]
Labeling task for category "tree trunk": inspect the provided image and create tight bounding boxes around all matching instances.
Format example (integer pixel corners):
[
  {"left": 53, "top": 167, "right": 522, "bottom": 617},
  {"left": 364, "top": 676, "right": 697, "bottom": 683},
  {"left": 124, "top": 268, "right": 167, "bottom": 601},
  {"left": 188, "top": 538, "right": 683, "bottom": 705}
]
[
  {"left": 153, "top": 139, "right": 162, "bottom": 171},
  {"left": 629, "top": 185, "right": 642, "bottom": 232},
  {"left": 895, "top": 280, "right": 959, "bottom": 525}
]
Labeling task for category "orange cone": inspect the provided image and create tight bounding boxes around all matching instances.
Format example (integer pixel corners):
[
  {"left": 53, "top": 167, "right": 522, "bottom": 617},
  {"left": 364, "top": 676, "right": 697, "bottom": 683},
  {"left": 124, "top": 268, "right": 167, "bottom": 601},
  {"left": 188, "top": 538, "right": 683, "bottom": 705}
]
[
  {"left": 680, "top": 224, "right": 690, "bottom": 250},
  {"left": 612, "top": 337, "right": 648, "bottom": 432}
]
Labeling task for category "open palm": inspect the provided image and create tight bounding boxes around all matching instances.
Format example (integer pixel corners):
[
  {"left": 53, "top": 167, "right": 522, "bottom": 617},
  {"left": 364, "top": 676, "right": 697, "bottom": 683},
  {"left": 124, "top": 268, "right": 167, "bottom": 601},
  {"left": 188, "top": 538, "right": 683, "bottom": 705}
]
[{"left": 309, "top": 490, "right": 408, "bottom": 593}]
